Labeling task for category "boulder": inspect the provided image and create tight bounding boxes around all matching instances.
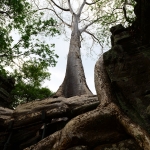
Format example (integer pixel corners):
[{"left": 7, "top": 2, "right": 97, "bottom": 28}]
[{"left": 103, "top": 25, "right": 150, "bottom": 134}]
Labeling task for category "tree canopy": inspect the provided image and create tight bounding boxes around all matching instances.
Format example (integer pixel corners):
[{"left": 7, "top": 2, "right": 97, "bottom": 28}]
[
  {"left": 0, "top": 0, "right": 60, "bottom": 107},
  {"left": 29, "top": 0, "right": 136, "bottom": 98},
  {"left": 35, "top": 0, "right": 136, "bottom": 52}
]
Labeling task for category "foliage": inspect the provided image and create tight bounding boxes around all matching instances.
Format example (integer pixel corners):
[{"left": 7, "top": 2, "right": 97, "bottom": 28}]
[
  {"left": 0, "top": 0, "right": 59, "bottom": 67},
  {"left": 10, "top": 60, "right": 54, "bottom": 108},
  {"left": 0, "top": 0, "right": 59, "bottom": 107},
  {"left": 94, "top": 0, "right": 136, "bottom": 48}
]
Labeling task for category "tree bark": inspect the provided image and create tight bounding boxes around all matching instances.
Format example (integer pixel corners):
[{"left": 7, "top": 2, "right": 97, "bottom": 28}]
[
  {"left": 1, "top": 95, "right": 99, "bottom": 129},
  {"left": 0, "top": 107, "right": 13, "bottom": 130},
  {"left": 24, "top": 104, "right": 129, "bottom": 150},
  {"left": 55, "top": 18, "right": 92, "bottom": 98}
]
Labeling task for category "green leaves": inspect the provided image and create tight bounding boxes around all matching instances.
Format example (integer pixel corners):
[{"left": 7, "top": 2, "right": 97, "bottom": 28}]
[
  {"left": 0, "top": 0, "right": 60, "bottom": 107},
  {"left": 10, "top": 60, "right": 54, "bottom": 107},
  {"left": 11, "top": 82, "right": 54, "bottom": 107},
  {"left": 21, "top": 60, "right": 50, "bottom": 84},
  {"left": 94, "top": 0, "right": 136, "bottom": 47},
  {"left": 0, "top": 0, "right": 60, "bottom": 66}
]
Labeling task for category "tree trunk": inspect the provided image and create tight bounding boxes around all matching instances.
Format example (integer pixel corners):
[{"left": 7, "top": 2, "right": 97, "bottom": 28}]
[
  {"left": 55, "top": 30, "right": 92, "bottom": 97},
  {"left": 11, "top": 95, "right": 99, "bottom": 128}
]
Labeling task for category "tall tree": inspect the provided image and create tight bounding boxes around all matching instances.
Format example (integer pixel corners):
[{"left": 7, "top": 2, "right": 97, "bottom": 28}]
[{"left": 34, "top": 0, "right": 135, "bottom": 98}]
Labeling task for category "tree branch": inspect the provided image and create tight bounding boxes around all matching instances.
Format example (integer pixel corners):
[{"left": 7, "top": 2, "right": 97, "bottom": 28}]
[
  {"left": 0, "top": 10, "right": 11, "bottom": 18},
  {"left": 31, "top": 0, "right": 40, "bottom": 9},
  {"left": 51, "top": 0, "right": 70, "bottom": 11},
  {"left": 37, "top": 8, "right": 71, "bottom": 28},
  {"left": 79, "top": 15, "right": 90, "bottom": 23},
  {"left": 32, "top": 0, "right": 70, "bottom": 26},
  {"left": 85, "top": 30, "right": 103, "bottom": 49},
  {"left": 123, "top": 0, "right": 133, "bottom": 23},
  {"left": 0, "top": 54, "right": 8, "bottom": 57},
  {"left": 12, "top": 39, "right": 22, "bottom": 50},
  {"left": 80, "top": 17, "right": 102, "bottom": 33},
  {"left": 77, "top": 0, "right": 86, "bottom": 17},
  {"left": 68, "top": 0, "right": 74, "bottom": 15},
  {"left": 85, "top": 0, "right": 101, "bottom": 5}
]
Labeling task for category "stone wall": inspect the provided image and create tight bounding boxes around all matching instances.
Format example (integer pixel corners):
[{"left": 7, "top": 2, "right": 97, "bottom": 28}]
[{"left": 0, "top": 75, "right": 15, "bottom": 107}]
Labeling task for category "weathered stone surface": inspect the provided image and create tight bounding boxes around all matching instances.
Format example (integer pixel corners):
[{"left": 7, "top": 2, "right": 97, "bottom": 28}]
[
  {"left": 133, "top": 0, "right": 150, "bottom": 45},
  {"left": 110, "top": 24, "right": 131, "bottom": 47},
  {"left": 94, "top": 139, "right": 142, "bottom": 150},
  {"left": 103, "top": 28, "right": 150, "bottom": 134},
  {"left": 12, "top": 95, "right": 99, "bottom": 128},
  {"left": 0, "top": 107, "right": 13, "bottom": 130},
  {"left": 0, "top": 75, "right": 15, "bottom": 107},
  {"left": 95, "top": 52, "right": 150, "bottom": 150},
  {"left": 67, "top": 146, "right": 88, "bottom": 150}
]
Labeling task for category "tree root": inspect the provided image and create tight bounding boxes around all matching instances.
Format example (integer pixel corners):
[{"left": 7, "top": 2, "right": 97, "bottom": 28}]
[
  {"left": 25, "top": 55, "right": 150, "bottom": 150},
  {"left": 24, "top": 102, "right": 150, "bottom": 150}
]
